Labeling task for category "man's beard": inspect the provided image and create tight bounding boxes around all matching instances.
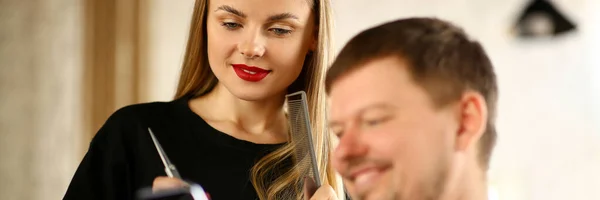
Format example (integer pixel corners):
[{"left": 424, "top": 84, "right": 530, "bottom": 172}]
[{"left": 352, "top": 161, "right": 450, "bottom": 200}]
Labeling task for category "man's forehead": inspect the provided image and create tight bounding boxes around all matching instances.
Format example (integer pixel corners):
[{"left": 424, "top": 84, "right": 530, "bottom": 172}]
[
  {"left": 330, "top": 56, "right": 410, "bottom": 92},
  {"left": 327, "top": 57, "right": 412, "bottom": 121},
  {"left": 328, "top": 87, "right": 399, "bottom": 124}
]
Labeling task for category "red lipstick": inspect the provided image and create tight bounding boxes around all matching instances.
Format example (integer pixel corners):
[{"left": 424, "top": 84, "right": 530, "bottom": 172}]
[{"left": 231, "top": 64, "right": 270, "bottom": 82}]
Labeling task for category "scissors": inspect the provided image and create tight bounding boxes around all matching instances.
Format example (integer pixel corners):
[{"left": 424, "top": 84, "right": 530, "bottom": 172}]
[
  {"left": 148, "top": 127, "right": 181, "bottom": 178},
  {"left": 146, "top": 127, "right": 210, "bottom": 200}
]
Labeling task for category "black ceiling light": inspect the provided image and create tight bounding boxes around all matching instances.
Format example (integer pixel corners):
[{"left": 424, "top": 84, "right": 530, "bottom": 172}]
[{"left": 514, "top": 0, "right": 577, "bottom": 38}]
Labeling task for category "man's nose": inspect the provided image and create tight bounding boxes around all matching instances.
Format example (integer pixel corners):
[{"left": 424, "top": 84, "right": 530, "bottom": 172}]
[{"left": 334, "top": 127, "right": 368, "bottom": 163}]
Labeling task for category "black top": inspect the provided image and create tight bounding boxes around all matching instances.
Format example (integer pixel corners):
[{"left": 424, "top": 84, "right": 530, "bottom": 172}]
[{"left": 63, "top": 96, "right": 286, "bottom": 200}]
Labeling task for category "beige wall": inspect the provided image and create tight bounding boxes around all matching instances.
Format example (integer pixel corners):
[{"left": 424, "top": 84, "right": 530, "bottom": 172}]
[
  {"left": 0, "top": 0, "right": 143, "bottom": 199},
  {"left": 0, "top": 1, "right": 85, "bottom": 199},
  {"left": 139, "top": 0, "right": 196, "bottom": 102}
]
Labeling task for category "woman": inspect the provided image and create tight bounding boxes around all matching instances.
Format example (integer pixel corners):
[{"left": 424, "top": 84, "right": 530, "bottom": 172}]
[{"left": 63, "top": 0, "right": 343, "bottom": 199}]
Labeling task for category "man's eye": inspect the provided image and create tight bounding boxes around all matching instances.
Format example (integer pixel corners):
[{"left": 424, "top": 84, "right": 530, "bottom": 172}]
[
  {"left": 366, "top": 120, "right": 382, "bottom": 126},
  {"left": 330, "top": 127, "right": 343, "bottom": 138},
  {"left": 362, "top": 117, "right": 389, "bottom": 127}
]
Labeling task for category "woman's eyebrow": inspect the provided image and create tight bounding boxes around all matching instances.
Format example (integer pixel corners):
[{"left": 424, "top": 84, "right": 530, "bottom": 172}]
[
  {"left": 267, "top": 13, "right": 299, "bottom": 22},
  {"left": 215, "top": 5, "right": 246, "bottom": 18}
]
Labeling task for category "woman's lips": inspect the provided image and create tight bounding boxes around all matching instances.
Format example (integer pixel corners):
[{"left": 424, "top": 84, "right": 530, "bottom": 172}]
[{"left": 231, "top": 64, "right": 271, "bottom": 82}]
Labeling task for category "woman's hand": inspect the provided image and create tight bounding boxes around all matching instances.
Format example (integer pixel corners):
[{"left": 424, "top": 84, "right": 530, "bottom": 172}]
[
  {"left": 152, "top": 176, "right": 189, "bottom": 192},
  {"left": 303, "top": 177, "right": 339, "bottom": 200}
]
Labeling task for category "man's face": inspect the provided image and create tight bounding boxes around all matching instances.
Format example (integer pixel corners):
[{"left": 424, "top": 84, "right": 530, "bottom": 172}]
[{"left": 328, "top": 56, "right": 460, "bottom": 200}]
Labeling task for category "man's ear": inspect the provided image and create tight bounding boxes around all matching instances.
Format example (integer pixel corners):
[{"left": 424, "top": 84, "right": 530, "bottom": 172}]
[{"left": 455, "top": 91, "right": 488, "bottom": 152}]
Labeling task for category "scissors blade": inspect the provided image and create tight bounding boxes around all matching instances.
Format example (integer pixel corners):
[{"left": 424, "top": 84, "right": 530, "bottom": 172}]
[{"left": 148, "top": 127, "right": 181, "bottom": 178}]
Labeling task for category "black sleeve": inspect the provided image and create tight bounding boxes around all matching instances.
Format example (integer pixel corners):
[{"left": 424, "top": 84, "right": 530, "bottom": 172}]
[{"left": 63, "top": 109, "right": 134, "bottom": 200}]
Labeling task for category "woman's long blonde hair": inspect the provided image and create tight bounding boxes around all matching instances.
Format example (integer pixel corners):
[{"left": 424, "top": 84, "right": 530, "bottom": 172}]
[{"left": 174, "top": 0, "right": 343, "bottom": 199}]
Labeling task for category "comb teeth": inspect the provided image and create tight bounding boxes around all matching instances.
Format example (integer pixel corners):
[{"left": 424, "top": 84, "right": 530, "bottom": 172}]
[
  {"left": 288, "top": 99, "right": 308, "bottom": 155},
  {"left": 285, "top": 91, "right": 321, "bottom": 187}
]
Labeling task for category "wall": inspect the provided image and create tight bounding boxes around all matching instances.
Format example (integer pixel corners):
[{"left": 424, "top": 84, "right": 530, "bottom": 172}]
[
  {"left": 139, "top": 0, "right": 196, "bottom": 102},
  {"left": 0, "top": 0, "right": 85, "bottom": 199},
  {"left": 587, "top": 0, "right": 600, "bottom": 136}
]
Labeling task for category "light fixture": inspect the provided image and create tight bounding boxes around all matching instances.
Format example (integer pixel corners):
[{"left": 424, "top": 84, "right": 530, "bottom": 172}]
[{"left": 514, "top": 0, "right": 577, "bottom": 38}]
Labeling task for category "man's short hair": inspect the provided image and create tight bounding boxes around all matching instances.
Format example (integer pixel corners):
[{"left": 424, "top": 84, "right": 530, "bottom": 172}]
[{"left": 325, "top": 17, "right": 498, "bottom": 169}]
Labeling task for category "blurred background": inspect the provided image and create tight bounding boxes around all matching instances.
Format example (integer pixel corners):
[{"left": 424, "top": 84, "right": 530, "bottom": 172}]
[{"left": 0, "top": 0, "right": 599, "bottom": 199}]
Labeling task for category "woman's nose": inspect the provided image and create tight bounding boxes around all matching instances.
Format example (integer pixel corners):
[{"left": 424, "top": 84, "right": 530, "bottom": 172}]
[{"left": 238, "top": 32, "right": 266, "bottom": 59}]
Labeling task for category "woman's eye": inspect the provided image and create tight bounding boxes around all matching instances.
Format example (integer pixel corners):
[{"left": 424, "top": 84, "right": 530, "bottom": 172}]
[
  {"left": 222, "top": 22, "right": 241, "bottom": 30},
  {"left": 270, "top": 28, "right": 292, "bottom": 36}
]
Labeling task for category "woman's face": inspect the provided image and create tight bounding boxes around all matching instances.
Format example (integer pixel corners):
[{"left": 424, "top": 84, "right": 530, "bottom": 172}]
[{"left": 206, "top": 0, "right": 316, "bottom": 101}]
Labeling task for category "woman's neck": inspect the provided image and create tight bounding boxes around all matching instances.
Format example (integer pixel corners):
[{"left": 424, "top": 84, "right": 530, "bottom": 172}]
[{"left": 189, "top": 83, "right": 289, "bottom": 144}]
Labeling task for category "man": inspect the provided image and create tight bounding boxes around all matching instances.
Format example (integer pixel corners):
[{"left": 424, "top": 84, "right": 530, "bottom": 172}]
[{"left": 305, "top": 17, "right": 499, "bottom": 200}]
